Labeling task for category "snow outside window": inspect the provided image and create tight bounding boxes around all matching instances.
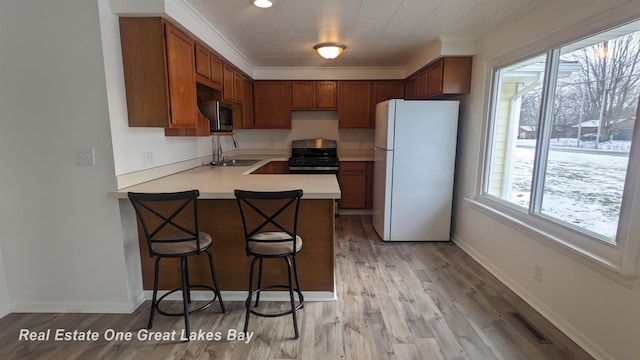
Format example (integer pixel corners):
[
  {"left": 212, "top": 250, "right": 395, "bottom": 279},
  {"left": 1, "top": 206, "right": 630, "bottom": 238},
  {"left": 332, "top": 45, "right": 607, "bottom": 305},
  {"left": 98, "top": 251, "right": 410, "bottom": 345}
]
[{"left": 482, "top": 19, "right": 640, "bottom": 275}]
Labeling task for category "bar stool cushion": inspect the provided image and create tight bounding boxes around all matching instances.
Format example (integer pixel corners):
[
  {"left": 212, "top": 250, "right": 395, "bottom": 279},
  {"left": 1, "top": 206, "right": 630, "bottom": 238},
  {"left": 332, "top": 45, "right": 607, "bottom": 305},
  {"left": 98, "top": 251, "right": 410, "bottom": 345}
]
[
  {"left": 248, "top": 232, "right": 303, "bottom": 256},
  {"left": 152, "top": 232, "right": 213, "bottom": 255}
]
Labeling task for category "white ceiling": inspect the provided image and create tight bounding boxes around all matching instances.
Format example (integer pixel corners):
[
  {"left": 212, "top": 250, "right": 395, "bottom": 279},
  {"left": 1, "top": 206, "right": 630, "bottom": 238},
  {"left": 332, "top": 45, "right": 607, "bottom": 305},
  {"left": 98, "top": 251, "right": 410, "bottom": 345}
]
[{"left": 183, "top": 0, "right": 546, "bottom": 68}]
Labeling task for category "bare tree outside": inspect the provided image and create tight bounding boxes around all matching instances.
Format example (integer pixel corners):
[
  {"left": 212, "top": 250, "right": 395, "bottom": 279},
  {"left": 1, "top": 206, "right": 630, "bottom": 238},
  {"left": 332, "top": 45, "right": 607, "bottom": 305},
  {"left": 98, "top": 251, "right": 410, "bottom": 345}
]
[{"left": 520, "top": 30, "right": 640, "bottom": 145}]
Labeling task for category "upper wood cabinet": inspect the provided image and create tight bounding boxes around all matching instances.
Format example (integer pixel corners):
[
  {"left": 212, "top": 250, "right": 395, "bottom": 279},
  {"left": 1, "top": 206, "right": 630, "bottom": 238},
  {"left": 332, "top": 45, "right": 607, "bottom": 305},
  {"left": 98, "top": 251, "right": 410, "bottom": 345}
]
[
  {"left": 338, "top": 81, "right": 372, "bottom": 129},
  {"left": 221, "top": 62, "right": 247, "bottom": 106},
  {"left": 427, "top": 57, "right": 472, "bottom": 96},
  {"left": 239, "top": 77, "right": 254, "bottom": 129},
  {"left": 253, "top": 81, "right": 292, "bottom": 128},
  {"left": 234, "top": 71, "right": 244, "bottom": 106},
  {"left": 222, "top": 62, "right": 235, "bottom": 104},
  {"left": 405, "top": 56, "right": 472, "bottom": 99},
  {"left": 195, "top": 43, "right": 223, "bottom": 90},
  {"left": 119, "top": 18, "right": 199, "bottom": 129},
  {"left": 291, "top": 81, "right": 337, "bottom": 109},
  {"left": 373, "top": 80, "right": 405, "bottom": 106},
  {"left": 404, "top": 75, "right": 418, "bottom": 100}
]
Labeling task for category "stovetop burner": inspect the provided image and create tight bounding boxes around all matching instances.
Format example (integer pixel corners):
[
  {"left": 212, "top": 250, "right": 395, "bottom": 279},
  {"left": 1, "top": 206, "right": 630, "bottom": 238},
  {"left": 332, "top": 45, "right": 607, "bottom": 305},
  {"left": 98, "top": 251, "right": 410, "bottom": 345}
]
[{"left": 288, "top": 139, "right": 339, "bottom": 174}]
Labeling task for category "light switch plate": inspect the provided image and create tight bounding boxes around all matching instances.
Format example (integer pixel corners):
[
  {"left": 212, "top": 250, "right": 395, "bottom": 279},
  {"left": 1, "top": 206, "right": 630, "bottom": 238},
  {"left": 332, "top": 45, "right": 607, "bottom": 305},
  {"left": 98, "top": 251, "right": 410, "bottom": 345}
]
[{"left": 76, "top": 147, "right": 95, "bottom": 166}]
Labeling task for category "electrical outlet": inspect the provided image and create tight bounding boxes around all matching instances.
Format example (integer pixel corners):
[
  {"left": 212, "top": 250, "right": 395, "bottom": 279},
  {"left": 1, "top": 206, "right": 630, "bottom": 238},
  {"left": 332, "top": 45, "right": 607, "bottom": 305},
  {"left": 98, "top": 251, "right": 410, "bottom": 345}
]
[
  {"left": 534, "top": 264, "right": 543, "bottom": 282},
  {"left": 76, "top": 147, "right": 95, "bottom": 166}
]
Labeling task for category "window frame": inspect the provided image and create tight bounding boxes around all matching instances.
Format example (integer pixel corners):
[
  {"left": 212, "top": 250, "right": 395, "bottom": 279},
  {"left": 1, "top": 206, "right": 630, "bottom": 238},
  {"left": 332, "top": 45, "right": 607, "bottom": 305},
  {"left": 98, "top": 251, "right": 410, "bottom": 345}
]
[{"left": 473, "top": 24, "right": 640, "bottom": 282}]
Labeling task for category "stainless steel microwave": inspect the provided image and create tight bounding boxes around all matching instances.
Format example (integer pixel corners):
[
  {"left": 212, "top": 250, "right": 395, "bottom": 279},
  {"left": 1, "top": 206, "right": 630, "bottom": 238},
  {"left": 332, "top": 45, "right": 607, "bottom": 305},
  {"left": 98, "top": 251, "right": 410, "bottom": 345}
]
[{"left": 198, "top": 100, "right": 233, "bottom": 132}]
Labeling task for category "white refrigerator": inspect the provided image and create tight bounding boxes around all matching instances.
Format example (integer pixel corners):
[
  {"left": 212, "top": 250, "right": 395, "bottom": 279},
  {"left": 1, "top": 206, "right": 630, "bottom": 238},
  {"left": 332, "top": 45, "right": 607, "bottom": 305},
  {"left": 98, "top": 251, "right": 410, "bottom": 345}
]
[{"left": 372, "top": 99, "right": 460, "bottom": 241}]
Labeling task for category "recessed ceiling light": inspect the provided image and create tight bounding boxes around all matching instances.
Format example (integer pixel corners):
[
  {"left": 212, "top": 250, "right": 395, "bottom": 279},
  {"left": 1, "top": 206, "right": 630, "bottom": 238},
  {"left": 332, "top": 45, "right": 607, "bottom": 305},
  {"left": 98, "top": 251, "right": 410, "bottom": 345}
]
[{"left": 253, "top": 0, "right": 273, "bottom": 8}]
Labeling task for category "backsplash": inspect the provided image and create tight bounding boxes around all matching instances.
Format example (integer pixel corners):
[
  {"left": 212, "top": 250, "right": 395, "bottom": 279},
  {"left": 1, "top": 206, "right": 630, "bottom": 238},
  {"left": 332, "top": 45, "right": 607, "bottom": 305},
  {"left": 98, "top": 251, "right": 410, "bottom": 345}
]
[{"left": 222, "top": 111, "right": 374, "bottom": 153}]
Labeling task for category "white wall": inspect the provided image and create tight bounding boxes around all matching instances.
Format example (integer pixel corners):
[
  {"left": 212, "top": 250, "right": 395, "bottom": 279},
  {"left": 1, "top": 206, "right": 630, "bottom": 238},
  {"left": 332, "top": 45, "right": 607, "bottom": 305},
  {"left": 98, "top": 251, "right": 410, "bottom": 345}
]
[
  {"left": 0, "top": 249, "right": 9, "bottom": 317},
  {"left": 0, "top": 0, "right": 138, "bottom": 313},
  {"left": 452, "top": 1, "right": 640, "bottom": 359}
]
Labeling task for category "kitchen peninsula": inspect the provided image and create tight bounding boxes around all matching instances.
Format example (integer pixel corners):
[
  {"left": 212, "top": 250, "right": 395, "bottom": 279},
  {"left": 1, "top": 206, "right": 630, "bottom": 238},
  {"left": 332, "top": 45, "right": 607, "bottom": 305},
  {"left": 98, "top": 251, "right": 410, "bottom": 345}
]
[{"left": 112, "top": 159, "right": 341, "bottom": 299}]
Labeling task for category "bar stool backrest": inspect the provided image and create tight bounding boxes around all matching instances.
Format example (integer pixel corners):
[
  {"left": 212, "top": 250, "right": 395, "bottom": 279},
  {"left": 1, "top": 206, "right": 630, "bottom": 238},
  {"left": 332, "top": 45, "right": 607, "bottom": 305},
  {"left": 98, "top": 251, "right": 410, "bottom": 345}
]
[
  {"left": 234, "top": 189, "right": 303, "bottom": 256},
  {"left": 128, "top": 190, "right": 203, "bottom": 257}
]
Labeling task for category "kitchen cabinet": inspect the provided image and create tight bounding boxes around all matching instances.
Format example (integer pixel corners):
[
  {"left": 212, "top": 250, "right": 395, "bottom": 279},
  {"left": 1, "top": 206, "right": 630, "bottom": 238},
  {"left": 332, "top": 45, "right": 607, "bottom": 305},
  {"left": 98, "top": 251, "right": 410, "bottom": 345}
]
[
  {"left": 238, "top": 77, "right": 254, "bottom": 128},
  {"left": 338, "top": 81, "right": 372, "bottom": 129},
  {"left": 339, "top": 161, "right": 373, "bottom": 209},
  {"left": 195, "top": 43, "right": 223, "bottom": 90},
  {"left": 222, "top": 63, "right": 235, "bottom": 104},
  {"left": 373, "top": 80, "right": 405, "bottom": 105},
  {"left": 416, "top": 70, "right": 429, "bottom": 98},
  {"left": 252, "top": 161, "right": 289, "bottom": 174},
  {"left": 119, "top": 17, "right": 201, "bottom": 131},
  {"left": 291, "top": 81, "right": 337, "bottom": 109},
  {"left": 404, "top": 56, "right": 472, "bottom": 99},
  {"left": 234, "top": 71, "right": 245, "bottom": 106},
  {"left": 427, "top": 57, "right": 472, "bottom": 96},
  {"left": 404, "top": 75, "right": 418, "bottom": 100},
  {"left": 253, "top": 81, "right": 292, "bottom": 128},
  {"left": 222, "top": 62, "right": 247, "bottom": 106}
]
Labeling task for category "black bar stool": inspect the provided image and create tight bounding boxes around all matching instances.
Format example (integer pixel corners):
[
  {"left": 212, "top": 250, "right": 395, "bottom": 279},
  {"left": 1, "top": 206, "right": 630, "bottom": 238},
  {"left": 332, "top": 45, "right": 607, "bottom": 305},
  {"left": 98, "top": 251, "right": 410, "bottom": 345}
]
[
  {"left": 234, "top": 189, "right": 304, "bottom": 339},
  {"left": 128, "top": 190, "right": 225, "bottom": 339}
]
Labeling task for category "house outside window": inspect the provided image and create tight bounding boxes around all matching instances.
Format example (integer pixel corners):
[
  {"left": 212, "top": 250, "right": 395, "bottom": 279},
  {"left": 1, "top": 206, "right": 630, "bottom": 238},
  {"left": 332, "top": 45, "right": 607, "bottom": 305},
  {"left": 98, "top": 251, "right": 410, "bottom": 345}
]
[{"left": 481, "top": 19, "right": 640, "bottom": 274}]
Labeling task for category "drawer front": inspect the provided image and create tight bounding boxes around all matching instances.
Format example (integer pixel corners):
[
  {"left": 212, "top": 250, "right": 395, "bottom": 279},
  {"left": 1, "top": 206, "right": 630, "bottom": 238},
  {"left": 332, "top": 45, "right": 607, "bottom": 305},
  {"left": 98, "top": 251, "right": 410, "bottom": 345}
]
[{"left": 340, "top": 161, "right": 367, "bottom": 171}]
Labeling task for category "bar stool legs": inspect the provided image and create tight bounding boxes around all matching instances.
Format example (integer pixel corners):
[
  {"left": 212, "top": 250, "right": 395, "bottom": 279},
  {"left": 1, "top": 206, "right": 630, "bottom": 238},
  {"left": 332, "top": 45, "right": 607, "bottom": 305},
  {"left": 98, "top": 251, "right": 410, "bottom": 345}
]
[{"left": 243, "top": 255, "right": 304, "bottom": 339}]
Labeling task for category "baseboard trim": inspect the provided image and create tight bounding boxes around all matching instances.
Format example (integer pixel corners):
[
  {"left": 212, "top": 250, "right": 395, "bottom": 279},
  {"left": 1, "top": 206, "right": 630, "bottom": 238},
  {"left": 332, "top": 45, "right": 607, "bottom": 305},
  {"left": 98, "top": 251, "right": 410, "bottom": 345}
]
[
  {"left": 451, "top": 235, "right": 613, "bottom": 360},
  {"left": 8, "top": 293, "right": 146, "bottom": 315},
  {"left": 144, "top": 290, "right": 337, "bottom": 302},
  {"left": 0, "top": 304, "right": 10, "bottom": 319},
  {"left": 9, "top": 301, "right": 141, "bottom": 314}
]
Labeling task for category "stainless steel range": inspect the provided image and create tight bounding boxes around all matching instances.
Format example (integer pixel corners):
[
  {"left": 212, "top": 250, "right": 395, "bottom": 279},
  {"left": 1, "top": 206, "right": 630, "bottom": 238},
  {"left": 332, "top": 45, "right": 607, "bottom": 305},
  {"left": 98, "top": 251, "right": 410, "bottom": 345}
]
[{"left": 288, "top": 139, "right": 339, "bottom": 174}]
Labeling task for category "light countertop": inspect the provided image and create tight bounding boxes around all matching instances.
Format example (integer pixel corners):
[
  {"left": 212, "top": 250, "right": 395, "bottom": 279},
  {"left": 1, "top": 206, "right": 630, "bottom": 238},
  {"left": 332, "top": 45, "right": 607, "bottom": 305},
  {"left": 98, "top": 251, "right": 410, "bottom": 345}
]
[{"left": 111, "top": 158, "right": 341, "bottom": 200}]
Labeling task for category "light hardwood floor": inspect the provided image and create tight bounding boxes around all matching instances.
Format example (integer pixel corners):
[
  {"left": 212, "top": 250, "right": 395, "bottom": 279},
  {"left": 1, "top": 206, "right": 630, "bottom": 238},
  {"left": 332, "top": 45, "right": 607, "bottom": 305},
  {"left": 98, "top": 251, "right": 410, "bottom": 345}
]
[{"left": 0, "top": 215, "right": 591, "bottom": 360}]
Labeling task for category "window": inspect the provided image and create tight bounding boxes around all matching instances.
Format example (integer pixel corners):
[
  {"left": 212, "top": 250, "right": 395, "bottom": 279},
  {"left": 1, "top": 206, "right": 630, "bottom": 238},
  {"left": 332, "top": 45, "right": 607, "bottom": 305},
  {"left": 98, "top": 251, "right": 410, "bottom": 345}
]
[{"left": 483, "top": 20, "right": 640, "bottom": 269}]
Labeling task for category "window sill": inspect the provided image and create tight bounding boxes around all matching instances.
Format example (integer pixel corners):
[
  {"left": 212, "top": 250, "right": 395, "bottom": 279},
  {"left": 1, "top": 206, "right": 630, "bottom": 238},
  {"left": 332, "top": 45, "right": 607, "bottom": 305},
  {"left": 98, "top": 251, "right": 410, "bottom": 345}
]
[{"left": 465, "top": 197, "right": 638, "bottom": 288}]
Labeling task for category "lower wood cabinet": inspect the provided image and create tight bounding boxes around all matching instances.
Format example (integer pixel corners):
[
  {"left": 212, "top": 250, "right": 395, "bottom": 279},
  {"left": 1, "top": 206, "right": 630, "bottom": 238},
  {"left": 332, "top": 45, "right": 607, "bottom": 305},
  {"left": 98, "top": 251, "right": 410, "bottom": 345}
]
[
  {"left": 252, "top": 161, "right": 289, "bottom": 174},
  {"left": 339, "top": 161, "right": 373, "bottom": 209}
]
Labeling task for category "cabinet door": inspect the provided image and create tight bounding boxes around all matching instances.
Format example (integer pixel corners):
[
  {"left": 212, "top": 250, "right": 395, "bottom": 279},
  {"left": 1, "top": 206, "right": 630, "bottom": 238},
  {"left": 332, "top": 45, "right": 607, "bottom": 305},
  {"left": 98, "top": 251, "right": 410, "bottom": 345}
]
[
  {"left": 164, "top": 23, "right": 198, "bottom": 127},
  {"left": 404, "top": 75, "right": 418, "bottom": 100},
  {"left": 195, "top": 43, "right": 210, "bottom": 78},
  {"left": 253, "top": 81, "right": 291, "bottom": 128},
  {"left": 316, "top": 81, "right": 337, "bottom": 109},
  {"left": 339, "top": 162, "right": 369, "bottom": 209},
  {"left": 338, "top": 81, "right": 372, "bottom": 128},
  {"left": 291, "top": 81, "right": 315, "bottom": 109},
  {"left": 210, "top": 54, "right": 223, "bottom": 86},
  {"left": 234, "top": 71, "right": 244, "bottom": 105},
  {"left": 222, "top": 63, "right": 235, "bottom": 104},
  {"left": 373, "top": 80, "right": 404, "bottom": 105},
  {"left": 426, "top": 57, "right": 472, "bottom": 97},
  {"left": 416, "top": 69, "right": 429, "bottom": 99},
  {"left": 252, "top": 161, "right": 289, "bottom": 174},
  {"left": 427, "top": 59, "right": 444, "bottom": 96},
  {"left": 241, "top": 78, "right": 254, "bottom": 128}
]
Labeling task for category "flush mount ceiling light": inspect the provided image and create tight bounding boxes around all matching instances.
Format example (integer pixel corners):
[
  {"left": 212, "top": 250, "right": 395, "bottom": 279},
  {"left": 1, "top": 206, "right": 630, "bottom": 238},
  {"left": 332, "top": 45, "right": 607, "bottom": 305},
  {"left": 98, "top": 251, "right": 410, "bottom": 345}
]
[
  {"left": 314, "top": 43, "right": 346, "bottom": 59},
  {"left": 252, "top": 0, "right": 273, "bottom": 8}
]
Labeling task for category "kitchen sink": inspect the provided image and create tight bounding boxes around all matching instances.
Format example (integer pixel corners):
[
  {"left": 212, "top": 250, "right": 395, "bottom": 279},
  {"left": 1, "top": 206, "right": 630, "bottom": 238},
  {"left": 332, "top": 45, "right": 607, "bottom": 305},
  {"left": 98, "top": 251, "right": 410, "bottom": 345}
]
[{"left": 221, "top": 159, "right": 261, "bottom": 166}]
